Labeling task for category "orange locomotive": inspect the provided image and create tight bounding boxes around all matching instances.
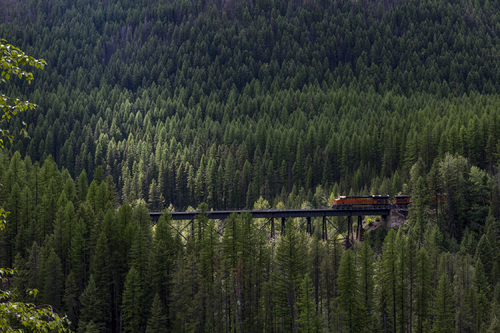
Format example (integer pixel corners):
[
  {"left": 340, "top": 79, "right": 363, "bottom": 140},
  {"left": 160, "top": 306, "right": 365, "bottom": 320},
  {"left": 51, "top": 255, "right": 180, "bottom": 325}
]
[
  {"left": 334, "top": 195, "right": 390, "bottom": 207},
  {"left": 333, "top": 195, "right": 411, "bottom": 208},
  {"left": 393, "top": 195, "right": 411, "bottom": 206}
]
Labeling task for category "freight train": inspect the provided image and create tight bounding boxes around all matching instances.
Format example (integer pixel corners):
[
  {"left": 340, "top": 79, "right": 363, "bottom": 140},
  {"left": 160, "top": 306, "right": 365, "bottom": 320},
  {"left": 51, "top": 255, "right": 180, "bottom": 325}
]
[{"left": 333, "top": 195, "right": 411, "bottom": 208}]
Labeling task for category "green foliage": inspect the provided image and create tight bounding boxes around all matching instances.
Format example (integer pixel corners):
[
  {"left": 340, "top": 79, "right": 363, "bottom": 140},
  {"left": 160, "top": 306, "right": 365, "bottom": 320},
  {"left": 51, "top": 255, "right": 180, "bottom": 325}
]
[
  {"left": 145, "top": 294, "right": 168, "bottom": 333},
  {"left": 0, "top": 40, "right": 45, "bottom": 148},
  {"left": 1, "top": 0, "right": 500, "bottom": 210},
  {"left": 122, "top": 267, "right": 145, "bottom": 333},
  {"left": 410, "top": 176, "right": 427, "bottom": 240},
  {"left": 0, "top": 298, "right": 70, "bottom": 332},
  {"left": 78, "top": 275, "right": 105, "bottom": 332},
  {"left": 297, "top": 273, "right": 321, "bottom": 333},
  {"left": 0, "top": 269, "right": 70, "bottom": 332},
  {"left": 274, "top": 219, "right": 308, "bottom": 331},
  {"left": 1, "top": 0, "right": 500, "bottom": 331},
  {"left": 0, "top": 147, "right": 498, "bottom": 331},
  {"left": 357, "top": 238, "right": 375, "bottom": 332},
  {"left": 440, "top": 154, "right": 469, "bottom": 239},
  {"left": 150, "top": 212, "right": 178, "bottom": 325},
  {"left": 337, "top": 249, "right": 361, "bottom": 333},
  {"left": 0, "top": 42, "right": 69, "bottom": 333},
  {"left": 415, "top": 247, "right": 431, "bottom": 333},
  {"left": 431, "top": 273, "right": 455, "bottom": 333},
  {"left": 380, "top": 229, "right": 398, "bottom": 333}
]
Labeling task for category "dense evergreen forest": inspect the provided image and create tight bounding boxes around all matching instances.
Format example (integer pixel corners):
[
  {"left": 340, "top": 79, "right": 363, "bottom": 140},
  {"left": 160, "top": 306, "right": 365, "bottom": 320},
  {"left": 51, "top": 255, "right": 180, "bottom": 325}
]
[{"left": 2, "top": 0, "right": 500, "bottom": 331}]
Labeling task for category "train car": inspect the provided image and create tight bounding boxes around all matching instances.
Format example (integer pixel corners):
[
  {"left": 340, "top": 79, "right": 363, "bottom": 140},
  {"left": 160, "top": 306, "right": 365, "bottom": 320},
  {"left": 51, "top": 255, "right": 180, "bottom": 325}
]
[
  {"left": 334, "top": 195, "right": 390, "bottom": 208},
  {"left": 393, "top": 195, "right": 411, "bottom": 206}
]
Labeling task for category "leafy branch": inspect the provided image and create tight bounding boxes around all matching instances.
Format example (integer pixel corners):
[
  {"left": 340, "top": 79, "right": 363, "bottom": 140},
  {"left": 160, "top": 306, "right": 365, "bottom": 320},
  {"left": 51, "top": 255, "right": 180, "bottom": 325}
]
[
  {"left": 0, "top": 40, "right": 46, "bottom": 148},
  {"left": 0, "top": 41, "right": 70, "bottom": 332}
]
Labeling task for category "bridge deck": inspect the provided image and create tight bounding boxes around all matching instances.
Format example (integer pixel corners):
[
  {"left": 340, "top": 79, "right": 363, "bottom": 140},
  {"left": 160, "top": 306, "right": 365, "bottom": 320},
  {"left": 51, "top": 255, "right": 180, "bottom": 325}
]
[{"left": 149, "top": 206, "right": 391, "bottom": 221}]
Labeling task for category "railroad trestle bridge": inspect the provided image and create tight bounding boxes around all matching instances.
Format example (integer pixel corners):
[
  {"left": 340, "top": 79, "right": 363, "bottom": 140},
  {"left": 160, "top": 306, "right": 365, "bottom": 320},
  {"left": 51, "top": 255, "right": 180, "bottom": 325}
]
[{"left": 149, "top": 206, "right": 406, "bottom": 247}]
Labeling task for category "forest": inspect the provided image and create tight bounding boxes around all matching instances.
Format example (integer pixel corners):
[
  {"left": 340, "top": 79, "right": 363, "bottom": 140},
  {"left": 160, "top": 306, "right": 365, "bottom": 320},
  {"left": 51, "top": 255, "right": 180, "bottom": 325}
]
[{"left": 1, "top": 0, "right": 500, "bottom": 331}]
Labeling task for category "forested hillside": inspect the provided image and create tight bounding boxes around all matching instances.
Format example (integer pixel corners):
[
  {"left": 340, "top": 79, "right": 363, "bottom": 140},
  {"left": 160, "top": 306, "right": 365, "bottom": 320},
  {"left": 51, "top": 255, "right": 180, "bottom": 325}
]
[
  {"left": 2, "top": 0, "right": 500, "bottom": 331},
  {"left": 1, "top": 0, "right": 500, "bottom": 209},
  {"left": 1, "top": 149, "right": 499, "bottom": 331}
]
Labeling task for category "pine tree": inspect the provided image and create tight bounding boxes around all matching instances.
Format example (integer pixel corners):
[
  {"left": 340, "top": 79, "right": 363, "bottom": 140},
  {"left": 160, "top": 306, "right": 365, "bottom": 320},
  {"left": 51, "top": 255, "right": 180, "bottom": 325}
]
[
  {"left": 68, "top": 217, "right": 87, "bottom": 291},
  {"left": 122, "top": 266, "right": 145, "bottom": 333},
  {"left": 297, "top": 273, "right": 321, "bottom": 332},
  {"left": 89, "top": 232, "right": 112, "bottom": 331},
  {"left": 405, "top": 236, "right": 418, "bottom": 333},
  {"left": 63, "top": 271, "right": 80, "bottom": 330},
  {"left": 439, "top": 153, "right": 469, "bottom": 239},
  {"left": 171, "top": 247, "right": 200, "bottom": 332},
  {"left": 475, "top": 258, "right": 492, "bottom": 327},
  {"left": 78, "top": 275, "right": 105, "bottom": 332},
  {"left": 150, "top": 212, "right": 178, "bottom": 329},
  {"left": 431, "top": 273, "right": 455, "bottom": 333},
  {"left": 309, "top": 234, "right": 323, "bottom": 318},
  {"left": 415, "top": 247, "right": 431, "bottom": 333},
  {"left": 2, "top": 182, "right": 22, "bottom": 266},
  {"left": 380, "top": 229, "right": 398, "bottom": 333},
  {"left": 487, "top": 283, "right": 500, "bottom": 332},
  {"left": 396, "top": 231, "right": 409, "bottom": 333},
  {"left": 91, "top": 207, "right": 131, "bottom": 332},
  {"left": 148, "top": 178, "right": 162, "bottom": 211},
  {"left": 39, "top": 248, "right": 64, "bottom": 311},
  {"left": 410, "top": 176, "right": 427, "bottom": 241},
  {"left": 11, "top": 253, "right": 29, "bottom": 301},
  {"left": 145, "top": 293, "right": 168, "bottom": 333},
  {"left": 26, "top": 242, "right": 41, "bottom": 296},
  {"left": 220, "top": 213, "right": 240, "bottom": 331},
  {"left": 223, "top": 155, "right": 234, "bottom": 208},
  {"left": 475, "top": 234, "right": 495, "bottom": 285},
  {"left": 235, "top": 212, "right": 268, "bottom": 331},
  {"left": 455, "top": 256, "right": 478, "bottom": 332},
  {"left": 195, "top": 203, "right": 220, "bottom": 331},
  {"left": 125, "top": 205, "right": 154, "bottom": 330},
  {"left": 475, "top": 258, "right": 492, "bottom": 301},
  {"left": 358, "top": 238, "right": 375, "bottom": 332},
  {"left": 337, "top": 249, "right": 360, "bottom": 333},
  {"left": 274, "top": 219, "right": 307, "bottom": 332}
]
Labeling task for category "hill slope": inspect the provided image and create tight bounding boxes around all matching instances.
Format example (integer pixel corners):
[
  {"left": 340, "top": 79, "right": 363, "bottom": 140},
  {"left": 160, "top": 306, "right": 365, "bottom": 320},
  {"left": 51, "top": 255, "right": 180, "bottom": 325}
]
[{"left": 1, "top": 0, "right": 500, "bottom": 209}]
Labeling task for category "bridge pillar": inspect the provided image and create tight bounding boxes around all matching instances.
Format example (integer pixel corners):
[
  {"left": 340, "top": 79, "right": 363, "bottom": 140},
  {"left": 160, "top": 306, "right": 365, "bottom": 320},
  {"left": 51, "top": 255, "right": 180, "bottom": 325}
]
[
  {"left": 281, "top": 217, "right": 286, "bottom": 236},
  {"left": 322, "top": 216, "right": 327, "bottom": 241},
  {"left": 191, "top": 219, "right": 195, "bottom": 240},
  {"left": 306, "top": 217, "right": 312, "bottom": 235},
  {"left": 270, "top": 218, "right": 275, "bottom": 238},
  {"left": 346, "top": 216, "right": 352, "bottom": 248},
  {"left": 357, "top": 216, "right": 363, "bottom": 241},
  {"left": 382, "top": 214, "right": 390, "bottom": 228}
]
